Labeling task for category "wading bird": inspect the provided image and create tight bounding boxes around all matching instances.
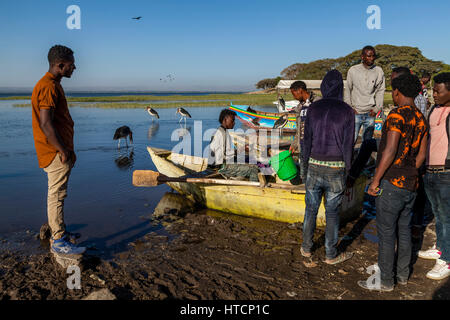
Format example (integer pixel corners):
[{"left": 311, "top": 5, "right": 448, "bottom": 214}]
[
  {"left": 113, "top": 126, "right": 133, "bottom": 149},
  {"left": 146, "top": 107, "right": 159, "bottom": 122},
  {"left": 273, "top": 114, "right": 289, "bottom": 130},
  {"left": 176, "top": 107, "right": 191, "bottom": 125}
]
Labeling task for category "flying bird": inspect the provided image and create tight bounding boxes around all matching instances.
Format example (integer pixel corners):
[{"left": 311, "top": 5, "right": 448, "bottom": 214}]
[
  {"left": 146, "top": 106, "right": 159, "bottom": 121},
  {"left": 132, "top": 16, "right": 142, "bottom": 20},
  {"left": 176, "top": 107, "right": 191, "bottom": 125},
  {"left": 113, "top": 126, "right": 133, "bottom": 149},
  {"left": 273, "top": 114, "right": 289, "bottom": 130}
]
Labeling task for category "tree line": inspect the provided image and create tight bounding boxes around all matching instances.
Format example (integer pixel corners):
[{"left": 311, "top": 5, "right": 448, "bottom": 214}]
[{"left": 256, "top": 45, "right": 450, "bottom": 90}]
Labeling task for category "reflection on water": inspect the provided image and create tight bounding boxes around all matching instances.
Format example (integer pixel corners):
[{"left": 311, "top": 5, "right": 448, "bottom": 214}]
[
  {"left": 0, "top": 101, "right": 278, "bottom": 255},
  {"left": 115, "top": 150, "right": 135, "bottom": 170},
  {"left": 147, "top": 123, "right": 160, "bottom": 140}
]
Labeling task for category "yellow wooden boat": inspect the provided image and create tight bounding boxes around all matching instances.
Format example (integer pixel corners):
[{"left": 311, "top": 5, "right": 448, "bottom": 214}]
[{"left": 146, "top": 146, "right": 366, "bottom": 227}]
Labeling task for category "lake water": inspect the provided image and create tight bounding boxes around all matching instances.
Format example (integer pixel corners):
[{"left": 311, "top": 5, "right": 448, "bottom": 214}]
[{"left": 0, "top": 101, "right": 276, "bottom": 256}]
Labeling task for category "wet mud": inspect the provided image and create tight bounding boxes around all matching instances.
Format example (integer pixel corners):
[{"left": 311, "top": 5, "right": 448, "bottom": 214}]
[{"left": 0, "top": 193, "right": 449, "bottom": 300}]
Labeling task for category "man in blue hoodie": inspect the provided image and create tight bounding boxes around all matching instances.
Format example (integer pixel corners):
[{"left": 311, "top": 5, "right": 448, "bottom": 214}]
[{"left": 301, "top": 70, "right": 355, "bottom": 265}]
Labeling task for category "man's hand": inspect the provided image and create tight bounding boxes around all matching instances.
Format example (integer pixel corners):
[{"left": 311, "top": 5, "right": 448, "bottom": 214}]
[
  {"left": 369, "top": 110, "right": 377, "bottom": 117},
  {"left": 289, "top": 144, "right": 295, "bottom": 154},
  {"left": 59, "top": 149, "right": 70, "bottom": 164},
  {"left": 367, "top": 180, "right": 380, "bottom": 196}
]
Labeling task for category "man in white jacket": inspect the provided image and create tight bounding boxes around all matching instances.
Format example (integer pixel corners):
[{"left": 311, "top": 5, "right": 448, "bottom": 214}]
[
  {"left": 344, "top": 45, "right": 385, "bottom": 142},
  {"left": 208, "top": 109, "right": 259, "bottom": 181}
]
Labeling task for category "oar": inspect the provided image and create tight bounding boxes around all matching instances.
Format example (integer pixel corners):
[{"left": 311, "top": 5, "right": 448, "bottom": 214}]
[{"left": 133, "top": 170, "right": 263, "bottom": 187}]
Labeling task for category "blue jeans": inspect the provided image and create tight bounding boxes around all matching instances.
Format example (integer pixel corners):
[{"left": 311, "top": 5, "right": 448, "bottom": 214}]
[
  {"left": 302, "top": 164, "right": 346, "bottom": 259},
  {"left": 424, "top": 171, "right": 450, "bottom": 262},
  {"left": 376, "top": 180, "right": 416, "bottom": 286},
  {"left": 354, "top": 113, "right": 375, "bottom": 142}
]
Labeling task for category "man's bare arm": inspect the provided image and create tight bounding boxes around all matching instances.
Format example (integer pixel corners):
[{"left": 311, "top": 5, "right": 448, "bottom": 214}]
[
  {"left": 39, "top": 109, "right": 70, "bottom": 163},
  {"left": 367, "top": 130, "right": 400, "bottom": 195},
  {"left": 416, "top": 134, "right": 428, "bottom": 169}
]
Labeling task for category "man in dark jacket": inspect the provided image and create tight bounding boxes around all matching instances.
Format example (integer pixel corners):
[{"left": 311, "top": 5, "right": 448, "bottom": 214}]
[{"left": 301, "top": 70, "right": 355, "bottom": 265}]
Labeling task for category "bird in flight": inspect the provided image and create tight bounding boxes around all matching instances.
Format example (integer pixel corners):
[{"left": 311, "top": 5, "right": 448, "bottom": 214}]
[{"left": 132, "top": 16, "right": 142, "bottom": 20}]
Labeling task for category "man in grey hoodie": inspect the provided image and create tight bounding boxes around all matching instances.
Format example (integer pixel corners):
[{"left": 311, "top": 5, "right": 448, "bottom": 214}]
[{"left": 344, "top": 45, "right": 385, "bottom": 142}]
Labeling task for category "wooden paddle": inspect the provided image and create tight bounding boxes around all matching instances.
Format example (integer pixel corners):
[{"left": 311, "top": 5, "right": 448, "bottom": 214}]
[{"left": 133, "top": 170, "right": 263, "bottom": 187}]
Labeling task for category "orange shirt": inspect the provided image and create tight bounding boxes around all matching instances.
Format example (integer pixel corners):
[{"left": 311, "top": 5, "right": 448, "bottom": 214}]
[
  {"left": 31, "top": 72, "right": 75, "bottom": 168},
  {"left": 376, "top": 105, "right": 428, "bottom": 191}
]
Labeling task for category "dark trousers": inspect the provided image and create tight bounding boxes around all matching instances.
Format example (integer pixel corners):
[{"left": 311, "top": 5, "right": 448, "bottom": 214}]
[
  {"left": 302, "top": 164, "right": 346, "bottom": 259},
  {"left": 349, "top": 138, "right": 378, "bottom": 179},
  {"left": 424, "top": 171, "right": 450, "bottom": 262},
  {"left": 376, "top": 180, "right": 416, "bottom": 286}
]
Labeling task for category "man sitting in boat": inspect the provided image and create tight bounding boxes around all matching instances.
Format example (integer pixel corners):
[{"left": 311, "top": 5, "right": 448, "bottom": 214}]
[
  {"left": 288, "top": 81, "right": 318, "bottom": 181},
  {"left": 208, "top": 109, "right": 260, "bottom": 182}
]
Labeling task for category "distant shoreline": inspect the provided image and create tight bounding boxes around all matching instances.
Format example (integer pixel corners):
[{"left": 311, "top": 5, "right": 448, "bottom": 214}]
[{"left": 2, "top": 92, "right": 394, "bottom": 109}]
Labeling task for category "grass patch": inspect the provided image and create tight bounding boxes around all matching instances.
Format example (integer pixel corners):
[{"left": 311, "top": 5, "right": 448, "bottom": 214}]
[{"left": 10, "top": 92, "right": 394, "bottom": 109}]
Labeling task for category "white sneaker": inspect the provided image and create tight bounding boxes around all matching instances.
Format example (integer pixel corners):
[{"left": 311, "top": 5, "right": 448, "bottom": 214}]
[
  {"left": 426, "top": 259, "right": 450, "bottom": 280},
  {"left": 418, "top": 244, "right": 441, "bottom": 260}
]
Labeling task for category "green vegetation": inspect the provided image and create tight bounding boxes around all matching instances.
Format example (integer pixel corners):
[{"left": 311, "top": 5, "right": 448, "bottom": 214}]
[
  {"left": 12, "top": 92, "right": 394, "bottom": 109},
  {"left": 11, "top": 93, "right": 292, "bottom": 109},
  {"left": 259, "top": 44, "right": 450, "bottom": 89}
]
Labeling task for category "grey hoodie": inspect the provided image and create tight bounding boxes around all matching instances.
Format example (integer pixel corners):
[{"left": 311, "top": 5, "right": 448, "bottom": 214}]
[{"left": 344, "top": 63, "right": 385, "bottom": 114}]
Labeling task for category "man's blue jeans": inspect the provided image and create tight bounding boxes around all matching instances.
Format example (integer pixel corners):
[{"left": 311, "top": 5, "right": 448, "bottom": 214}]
[
  {"left": 424, "top": 171, "right": 450, "bottom": 263},
  {"left": 376, "top": 180, "right": 416, "bottom": 287},
  {"left": 302, "top": 164, "right": 346, "bottom": 259},
  {"left": 354, "top": 113, "right": 375, "bottom": 142}
]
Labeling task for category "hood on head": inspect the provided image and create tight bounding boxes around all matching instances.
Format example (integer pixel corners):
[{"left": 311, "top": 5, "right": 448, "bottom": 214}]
[{"left": 320, "top": 69, "right": 344, "bottom": 100}]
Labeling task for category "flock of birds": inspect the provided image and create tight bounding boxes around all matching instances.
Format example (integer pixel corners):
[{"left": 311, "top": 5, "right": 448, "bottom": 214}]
[{"left": 113, "top": 107, "right": 192, "bottom": 149}]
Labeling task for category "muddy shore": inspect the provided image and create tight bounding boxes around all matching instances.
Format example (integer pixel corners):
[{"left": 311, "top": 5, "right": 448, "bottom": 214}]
[{"left": 0, "top": 201, "right": 449, "bottom": 300}]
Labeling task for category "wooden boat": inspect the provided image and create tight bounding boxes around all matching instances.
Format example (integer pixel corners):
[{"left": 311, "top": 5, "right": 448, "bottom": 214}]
[
  {"left": 146, "top": 146, "right": 367, "bottom": 227},
  {"left": 229, "top": 105, "right": 297, "bottom": 133}
]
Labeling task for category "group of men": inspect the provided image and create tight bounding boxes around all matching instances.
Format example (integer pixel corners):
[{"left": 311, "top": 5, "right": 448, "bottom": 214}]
[
  {"left": 33, "top": 44, "right": 450, "bottom": 291},
  {"left": 285, "top": 45, "right": 450, "bottom": 289}
]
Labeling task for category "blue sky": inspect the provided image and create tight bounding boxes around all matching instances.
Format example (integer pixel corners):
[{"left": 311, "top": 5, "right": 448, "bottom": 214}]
[{"left": 0, "top": 0, "right": 449, "bottom": 91}]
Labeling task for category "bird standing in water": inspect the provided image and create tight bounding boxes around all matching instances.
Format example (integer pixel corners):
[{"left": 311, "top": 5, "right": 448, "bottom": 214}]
[
  {"left": 113, "top": 126, "right": 133, "bottom": 149},
  {"left": 176, "top": 107, "right": 191, "bottom": 125},
  {"left": 146, "top": 107, "right": 159, "bottom": 122}
]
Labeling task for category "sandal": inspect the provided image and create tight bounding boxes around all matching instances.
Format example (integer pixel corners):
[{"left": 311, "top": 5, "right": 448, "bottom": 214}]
[
  {"left": 324, "top": 252, "right": 354, "bottom": 265},
  {"left": 300, "top": 247, "right": 311, "bottom": 258}
]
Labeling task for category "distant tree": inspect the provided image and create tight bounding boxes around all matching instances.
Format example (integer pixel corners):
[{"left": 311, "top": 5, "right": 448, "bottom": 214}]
[{"left": 255, "top": 77, "right": 281, "bottom": 90}]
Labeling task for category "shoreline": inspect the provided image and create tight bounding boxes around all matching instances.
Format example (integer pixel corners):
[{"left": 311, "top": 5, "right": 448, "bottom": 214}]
[
  {"left": 0, "top": 206, "right": 447, "bottom": 300},
  {"left": 4, "top": 92, "right": 394, "bottom": 109}
]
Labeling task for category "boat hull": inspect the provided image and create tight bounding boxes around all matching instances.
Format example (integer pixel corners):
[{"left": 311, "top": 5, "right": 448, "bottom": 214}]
[
  {"left": 229, "top": 105, "right": 297, "bottom": 133},
  {"left": 147, "top": 147, "right": 366, "bottom": 227}
]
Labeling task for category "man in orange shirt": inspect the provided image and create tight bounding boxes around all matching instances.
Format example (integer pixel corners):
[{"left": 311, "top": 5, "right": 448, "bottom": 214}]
[
  {"left": 32, "top": 45, "right": 85, "bottom": 255},
  {"left": 358, "top": 74, "right": 428, "bottom": 291}
]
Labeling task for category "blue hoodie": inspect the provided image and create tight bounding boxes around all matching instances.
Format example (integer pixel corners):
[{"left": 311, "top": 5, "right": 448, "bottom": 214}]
[{"left": 303, "top": 70, "right": 355, "bottom": 172}]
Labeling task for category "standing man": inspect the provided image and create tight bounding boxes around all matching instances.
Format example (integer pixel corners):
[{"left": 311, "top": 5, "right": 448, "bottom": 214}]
[
  {"left": 345, "top": 45, "right": 385, "bottom": 142},
  {"left": 420, "top": 72, "right": 432, "bottom": 112},
  {"left": 420, "top": 72, "right": 450, "bottom": 280},
  {"left": 32, "top": 45, "right": 85, "bottom": 255},
  {"left": 288, "top": 81, "right": 318, "bottom": 181},
  {"left": 301, "top": 70, "right": 355, "bottom": 265},
  {"left": 359, "top": 74, "right": 428, "bottom": 291}
]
